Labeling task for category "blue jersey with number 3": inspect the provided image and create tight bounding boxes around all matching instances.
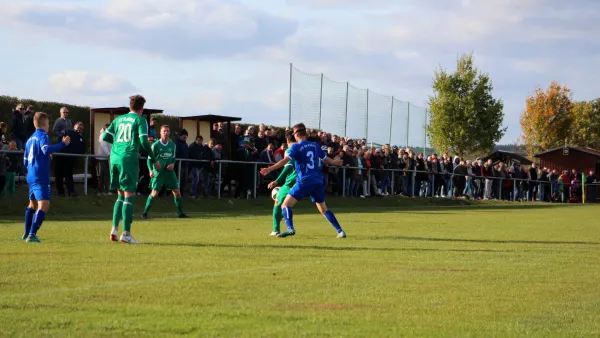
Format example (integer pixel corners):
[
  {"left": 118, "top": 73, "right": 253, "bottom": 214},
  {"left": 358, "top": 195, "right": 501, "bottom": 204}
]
[{"left": 287, "top": 140, "right": 327, "bottom": 185}]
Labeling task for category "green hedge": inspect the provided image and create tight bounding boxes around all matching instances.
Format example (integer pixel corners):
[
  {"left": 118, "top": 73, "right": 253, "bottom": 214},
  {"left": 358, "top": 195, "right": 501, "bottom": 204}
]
[
  {"left": 0, "top": 95, "right": 91, "bottom": 147},
  {"left": 0, "top": 96, "right": 185, "bottom": 150}
]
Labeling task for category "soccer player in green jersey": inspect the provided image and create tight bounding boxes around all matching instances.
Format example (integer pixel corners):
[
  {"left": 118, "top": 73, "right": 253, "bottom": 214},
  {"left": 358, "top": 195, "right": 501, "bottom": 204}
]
[
  {"left": 267, "top": 131, "right": 296, "bottom": 236},
  {"left": 102, "top": 95, "right": 161, "bottom": 244},
  {"left": 142, "top": 125, "right": 188, "bottom": 219}
]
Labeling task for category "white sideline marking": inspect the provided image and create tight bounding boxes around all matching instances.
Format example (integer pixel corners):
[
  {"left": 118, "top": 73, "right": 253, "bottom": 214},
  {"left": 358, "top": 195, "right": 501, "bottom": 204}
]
[{"left": 1, "top": 261, "right": 324, "bottom": 299}]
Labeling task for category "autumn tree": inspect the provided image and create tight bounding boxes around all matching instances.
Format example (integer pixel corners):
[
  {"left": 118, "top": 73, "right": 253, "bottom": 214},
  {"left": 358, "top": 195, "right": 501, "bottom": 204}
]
[
  {"left": 427, "top": 53, "right": 505, "bottom": 157},
  {"left": 519, "top": 82, "right": 573, "bottom": 157},
  {"left": 569, "top": 99, "right": 600, "bottom": 149}
]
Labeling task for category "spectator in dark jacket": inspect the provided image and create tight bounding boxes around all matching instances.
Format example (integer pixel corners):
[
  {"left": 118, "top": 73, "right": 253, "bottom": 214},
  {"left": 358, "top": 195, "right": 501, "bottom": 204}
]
[
  {"left": 189, "top": 136, "right": 204, "bottom": 198},
  {"left": 11, "top": 104, "right": 27, "bottom": 149},
  {"left": 23, "top": 106, "right": 35, "bottom": 140},
  {"left": 189, "top": 136, "right": 214, "bottom": 198},
  {"left": 175, "top": 129, "right": 190, "bottom": 196},
  {"left": 453, "top": 161, "right": 468, "bottom": 198},
  {"left": 260, "top": 143, "right": 275, "bottom": 164},
  {"left": 415, "top": 153, "right": 427, "bottom": 197},
  {"left": 528, "top": 163, "right": 538, "bottom": 201},
  {"left": 137, "top": 135, "right": 155, "bottom": 196},
  {"left": 2, "top": 140, "right": 19, "bottom": 197},
  {"left": 0, "top": 122, "right": 8, "bottom": 149},
  {"left": 56, "top": 122, "right": 85, "bottom": 197},
  {"left": 234, "top": 138, "right": 253, "bottom": 199}
]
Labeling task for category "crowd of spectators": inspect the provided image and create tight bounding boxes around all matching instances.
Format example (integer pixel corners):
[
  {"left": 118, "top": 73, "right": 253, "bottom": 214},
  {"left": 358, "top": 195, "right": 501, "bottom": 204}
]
[
  {"left": 0, "top": 104, "right": 86, "bottom": 198},
  {"left": 0, "top": 103, "right": 598, "bottom": 203}
]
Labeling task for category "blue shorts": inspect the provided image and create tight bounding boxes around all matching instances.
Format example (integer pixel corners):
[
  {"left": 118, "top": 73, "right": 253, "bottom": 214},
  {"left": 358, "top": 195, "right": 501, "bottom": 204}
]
[
  {"left": 28, "top": 182, "right": 52, "bottom": 201},
  {"left": 289, "top": 182, "right": 325, "bottom": 204}
]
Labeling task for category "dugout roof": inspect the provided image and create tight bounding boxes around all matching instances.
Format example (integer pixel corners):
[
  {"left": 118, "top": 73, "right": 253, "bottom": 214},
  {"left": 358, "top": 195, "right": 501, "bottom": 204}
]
[{"left": 178, "top": 114, "right": 241, "bottom": 122}]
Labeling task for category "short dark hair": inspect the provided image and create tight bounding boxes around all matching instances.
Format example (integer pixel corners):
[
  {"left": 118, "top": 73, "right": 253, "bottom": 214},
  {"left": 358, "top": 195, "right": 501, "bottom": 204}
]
[
  {"left": 292, "top": 123, "right": 307, "bottom": 137},
  {"left": 285, "top": 131, "right": 295, "bottom": 143},
  {"left": 129, "top": 95, "right": 146, "bottom": 112},
  {"left": 196, "top": 135, "right": 203, "bottom": 140}
]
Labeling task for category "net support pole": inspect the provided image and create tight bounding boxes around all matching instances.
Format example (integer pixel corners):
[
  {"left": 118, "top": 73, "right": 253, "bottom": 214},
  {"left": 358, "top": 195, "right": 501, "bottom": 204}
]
[
  {"left": 406, "top": 102, "right": 410, "bottom": 147},
  {"left": 366, "top": 89, "right": 369, "bottom": 141},
  {"left": 288, "top": 63, "right": 292, "bottom": 128},
  {"left": 318, "top": 73, "right": 324, "bottom": 130},
  {"left": 84, "top": 156, "right": 88, "bottom": 196},
  {"left": 389, "top": 96, "right": 394, "bottom": 145},
  {"left": 217, "top": 161, "right": 222, "bottom": 199},
  {"left": 344, "top": 82, "right": 349, "bottom": 138},
  {"left": 425, "top": 109, "right": 428, "bottom": 152}
]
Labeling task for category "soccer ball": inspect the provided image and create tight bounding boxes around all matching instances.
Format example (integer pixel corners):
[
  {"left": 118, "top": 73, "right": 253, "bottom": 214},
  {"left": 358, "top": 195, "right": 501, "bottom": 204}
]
[{"left": 271, "top": 187, "right": 280, "bottom": 201}]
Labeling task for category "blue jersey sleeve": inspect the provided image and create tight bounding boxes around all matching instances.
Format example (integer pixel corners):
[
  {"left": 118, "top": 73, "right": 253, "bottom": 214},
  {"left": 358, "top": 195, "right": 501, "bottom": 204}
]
[
  {"left": 287, "top": 143, "right": 298, "bottom": 160},
  {"left": 23, "top": 140, "right": 30, "bottom": 167},
  {"left": 41, "top": 134, "right": 66, "bottom": 155},
  {"left": 316, "top": 145, "right": 326, "bottom": 160}
]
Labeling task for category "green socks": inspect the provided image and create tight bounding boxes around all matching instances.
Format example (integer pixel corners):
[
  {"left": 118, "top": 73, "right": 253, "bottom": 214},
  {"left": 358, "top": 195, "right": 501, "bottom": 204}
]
[
  {"left": 143, "top": 195, "right": 184, "bottom": 216},
  {"left": 273, "top": 205, "right": 282, "bottom": 232},
  {"left": 122, "top": 196, "right": 136, "bottom": 233},
  {"left": 113, "top": 195, "right": 124, "bottom": 229},
  {"left": 144, "top": 195, "right": 154, "bottom": 215},
  {"left": 174, "top": 196, "right": 184, "bottom": 216}
]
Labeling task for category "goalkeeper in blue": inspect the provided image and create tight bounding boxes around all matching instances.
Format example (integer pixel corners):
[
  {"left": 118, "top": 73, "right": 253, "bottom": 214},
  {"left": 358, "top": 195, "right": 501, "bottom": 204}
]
[
  {"left": 22, "top": 112, "right": 70, "bottom": 243},
  {"left": 260, "top": 123, "right": 346, "bottom": 238}
]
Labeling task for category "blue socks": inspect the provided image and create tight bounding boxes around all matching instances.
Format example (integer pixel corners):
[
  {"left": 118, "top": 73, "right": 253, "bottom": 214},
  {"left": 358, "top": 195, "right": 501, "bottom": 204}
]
[
  {"left": 30, "top": 210, "right": 46, "bottom": 236},
  {"left": 282, "top": 207, "right": 342, "bottom": 234},
  {"left": 24, "top": 208, "right": 35, "bottom": 235},
  {"left": 282, "top": 206, "right": 295, "bottom": 231},
  {"left": 324, "top": 210, "right": 343, "bottom": 233}
]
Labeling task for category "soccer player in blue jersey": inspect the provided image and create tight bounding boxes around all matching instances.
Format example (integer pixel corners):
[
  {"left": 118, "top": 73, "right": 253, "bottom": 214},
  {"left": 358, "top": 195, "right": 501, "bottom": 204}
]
[
  {"left": 22, "top": 112, "right": 70, "bottom": 243},
  {"left": 260, "top": 123, "right": 347, "bottom": 238}
]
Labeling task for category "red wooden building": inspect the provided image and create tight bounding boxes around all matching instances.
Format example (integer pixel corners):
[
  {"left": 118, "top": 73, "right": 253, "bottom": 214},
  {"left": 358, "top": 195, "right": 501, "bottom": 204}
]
[{"left": 534, "top": 146, "right": 600, "bottom": 175}]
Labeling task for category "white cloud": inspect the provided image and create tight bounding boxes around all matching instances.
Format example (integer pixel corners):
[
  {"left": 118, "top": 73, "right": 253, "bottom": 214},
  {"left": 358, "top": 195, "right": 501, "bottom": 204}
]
[
  {"left": 0, "top": 0, "right": 297, "bottom": 59},
  {"left": 48, "top": 71, "right": 137, "bottom": 96},
  {"left": 511, "top": 59, "right": 552, "bottom": 73}
]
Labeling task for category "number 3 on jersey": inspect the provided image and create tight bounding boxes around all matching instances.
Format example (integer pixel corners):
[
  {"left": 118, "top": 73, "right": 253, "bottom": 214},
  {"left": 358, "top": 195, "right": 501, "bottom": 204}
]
[
  {"left": 116, "top": 124, "right": 132, "bottom": 143},
  {"left": 306, "top": 151, "right": 315, "bottom": 170}
]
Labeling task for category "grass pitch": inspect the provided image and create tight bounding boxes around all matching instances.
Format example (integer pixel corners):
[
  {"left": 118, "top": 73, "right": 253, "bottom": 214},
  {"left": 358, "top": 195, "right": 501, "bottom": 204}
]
[{"left": 1, "top": 196, "right": 600, "bottom": 337}]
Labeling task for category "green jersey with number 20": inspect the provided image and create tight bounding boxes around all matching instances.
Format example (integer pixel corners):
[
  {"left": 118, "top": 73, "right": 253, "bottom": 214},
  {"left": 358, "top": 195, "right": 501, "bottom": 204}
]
[{"left": 106, "top": 112, "right": 149, "bottom": 163}]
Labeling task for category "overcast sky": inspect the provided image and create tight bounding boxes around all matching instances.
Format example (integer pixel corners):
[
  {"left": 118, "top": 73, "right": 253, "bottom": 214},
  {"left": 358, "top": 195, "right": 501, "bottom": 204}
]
[{"left": 1, "top": 0, "right": 598, "bottom": 143}]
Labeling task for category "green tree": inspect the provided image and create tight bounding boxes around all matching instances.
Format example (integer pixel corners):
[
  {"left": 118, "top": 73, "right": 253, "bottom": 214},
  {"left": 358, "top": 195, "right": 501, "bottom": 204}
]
[
  {"left": 569, "top": 99, "right": 600, "bottom": 149},
  {"left": 427, "top": 53, "right": 505, "bottom": 157}
]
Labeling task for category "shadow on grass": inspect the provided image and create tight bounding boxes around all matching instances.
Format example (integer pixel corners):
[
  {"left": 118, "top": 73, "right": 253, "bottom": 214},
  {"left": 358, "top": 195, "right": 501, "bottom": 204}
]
[
  {"left": 145, "top": 241, "right": 521, "bottom": 254},
  {"left": 361, "top": 236, "right": 600, "bottom": 246},
  {"left": 0, "top": 195, "right": 584, "bottom": 221}
]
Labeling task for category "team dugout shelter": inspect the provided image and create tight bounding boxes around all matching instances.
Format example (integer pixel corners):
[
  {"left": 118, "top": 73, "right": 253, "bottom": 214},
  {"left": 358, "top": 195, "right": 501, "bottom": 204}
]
[
  {"left": 90, "top": 106, "right": 163, "bottom": 155},
  {"left": 177, "top": 114, "right": 241, "bottom": 156}
]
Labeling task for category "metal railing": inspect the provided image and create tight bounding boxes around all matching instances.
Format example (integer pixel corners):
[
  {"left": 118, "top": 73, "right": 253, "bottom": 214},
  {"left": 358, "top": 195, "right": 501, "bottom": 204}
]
[{"left": 1, "top": 149, "right": 596, "bottom": 203}]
